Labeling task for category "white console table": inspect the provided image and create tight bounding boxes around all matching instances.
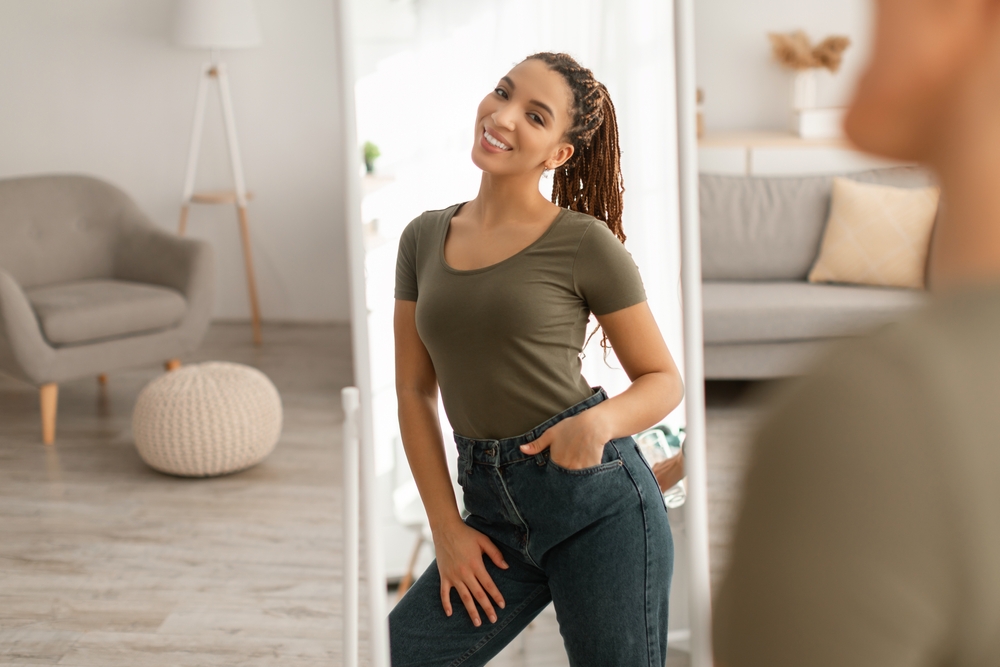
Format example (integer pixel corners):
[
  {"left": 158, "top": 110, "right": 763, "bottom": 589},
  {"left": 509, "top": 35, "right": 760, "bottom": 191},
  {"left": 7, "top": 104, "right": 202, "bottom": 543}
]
[{"left": 698, "top": 130, "right": 904, "bottom": 176}]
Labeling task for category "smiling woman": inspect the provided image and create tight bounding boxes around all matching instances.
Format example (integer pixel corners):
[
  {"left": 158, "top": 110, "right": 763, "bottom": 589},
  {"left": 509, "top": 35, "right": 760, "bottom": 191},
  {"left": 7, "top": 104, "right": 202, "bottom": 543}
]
[{"left": 387, "top": 50, "right": 684, "bottom": 667}]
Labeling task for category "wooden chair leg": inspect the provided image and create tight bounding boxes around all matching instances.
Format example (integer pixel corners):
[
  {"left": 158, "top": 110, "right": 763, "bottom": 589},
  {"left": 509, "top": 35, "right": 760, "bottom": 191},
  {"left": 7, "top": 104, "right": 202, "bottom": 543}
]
[
  {"left": 165, "top": 359, "right": 181, "bottom": 372},
  {"left": 178, "top": 204, "right": 190, "bottom": 236},
  {"left": 40, "top": 383, "right": 58, "bottom": 445},
  {"left": 236, "top": 204, "right": 263, "bottom": 346}
]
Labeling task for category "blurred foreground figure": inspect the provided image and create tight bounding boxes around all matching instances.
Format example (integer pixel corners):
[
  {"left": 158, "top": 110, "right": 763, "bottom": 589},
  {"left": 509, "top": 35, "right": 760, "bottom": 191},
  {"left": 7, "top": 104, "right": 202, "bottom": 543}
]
[{"left": 713, "top": 1, "right": 1000, "bottom": 665}]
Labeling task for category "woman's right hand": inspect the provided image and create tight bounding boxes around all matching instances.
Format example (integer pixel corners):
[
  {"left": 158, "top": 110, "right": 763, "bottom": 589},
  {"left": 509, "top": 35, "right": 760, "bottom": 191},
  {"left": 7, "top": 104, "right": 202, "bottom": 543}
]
[{"left": 434, "top": 520, "right": 509, "bottom": 626}]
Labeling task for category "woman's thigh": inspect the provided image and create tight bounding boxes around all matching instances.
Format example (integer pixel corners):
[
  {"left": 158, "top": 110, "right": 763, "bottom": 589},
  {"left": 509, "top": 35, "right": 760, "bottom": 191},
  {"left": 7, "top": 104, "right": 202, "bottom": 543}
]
[
  {"left": 507, "top": 437, "right": 674, "bottom": 667},
  {"left": 388, "top": 527, "right": 552, "bottom": 667}
]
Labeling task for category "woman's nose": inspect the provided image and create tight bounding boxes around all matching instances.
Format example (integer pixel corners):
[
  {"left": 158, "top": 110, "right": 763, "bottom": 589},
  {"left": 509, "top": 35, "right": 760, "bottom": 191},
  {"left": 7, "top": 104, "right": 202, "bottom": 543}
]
[{"left": 491, "top": 109, "right": 516, "bottom": 130}]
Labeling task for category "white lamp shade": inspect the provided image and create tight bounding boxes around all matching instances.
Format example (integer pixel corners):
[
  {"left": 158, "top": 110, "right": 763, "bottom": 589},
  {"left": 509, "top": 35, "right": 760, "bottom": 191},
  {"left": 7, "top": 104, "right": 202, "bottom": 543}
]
[{"left": 174, "top": 0, "right": 262, "bottom": 50}]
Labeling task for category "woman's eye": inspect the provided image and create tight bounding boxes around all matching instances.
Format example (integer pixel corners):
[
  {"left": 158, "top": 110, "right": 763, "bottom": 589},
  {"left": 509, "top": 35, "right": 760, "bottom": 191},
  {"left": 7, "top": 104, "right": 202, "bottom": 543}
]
[
  {"left": 528, "top": 113, "right": 543, "bottom": 125},
  {"left": 494, "top": 87, "right": 508, "bottom": 99}
]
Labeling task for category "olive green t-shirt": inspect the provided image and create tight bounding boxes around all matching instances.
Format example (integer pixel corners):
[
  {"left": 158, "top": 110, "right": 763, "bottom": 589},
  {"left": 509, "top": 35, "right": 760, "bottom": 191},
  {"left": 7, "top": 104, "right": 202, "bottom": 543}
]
[
  {"left": 713, "top": 282, "right": 1000, "bottom": 667},
  {"left": 394, "top": 202, "right": 647, "bottom": 440}
]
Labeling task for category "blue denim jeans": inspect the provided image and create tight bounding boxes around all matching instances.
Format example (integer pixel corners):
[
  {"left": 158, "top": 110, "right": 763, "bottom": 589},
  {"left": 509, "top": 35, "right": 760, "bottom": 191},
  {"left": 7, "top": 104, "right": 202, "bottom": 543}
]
[{"left": 388, "top": 386, "right": 674, "bottom": 667}]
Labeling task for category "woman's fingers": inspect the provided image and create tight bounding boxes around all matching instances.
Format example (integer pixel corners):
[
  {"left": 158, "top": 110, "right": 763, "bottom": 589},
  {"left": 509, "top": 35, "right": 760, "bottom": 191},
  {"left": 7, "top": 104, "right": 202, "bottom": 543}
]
[
  {"left": 455, "top": 580, "right": 484, "bottom": 626},
  {"left": 480, "top": 538, "right": 510, "bottom": 572},
  {"left": 518, "top": 432, "right": 550, "bottom": 454},
  {"left": 440, "top": 580, "right": 453, "bottom": 616},
  {"left": 465, "top": 576, "right": 498, "bottom": 624},
  {"left": 477, "top": 567, "right": 506, "bottom": 611}
]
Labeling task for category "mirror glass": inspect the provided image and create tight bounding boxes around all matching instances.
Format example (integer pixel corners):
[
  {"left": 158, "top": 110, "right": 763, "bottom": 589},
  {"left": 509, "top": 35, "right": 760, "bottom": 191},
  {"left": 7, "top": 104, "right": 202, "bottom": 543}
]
[{"left": 349, "top": 0, "right": 691, "bottom": 655}]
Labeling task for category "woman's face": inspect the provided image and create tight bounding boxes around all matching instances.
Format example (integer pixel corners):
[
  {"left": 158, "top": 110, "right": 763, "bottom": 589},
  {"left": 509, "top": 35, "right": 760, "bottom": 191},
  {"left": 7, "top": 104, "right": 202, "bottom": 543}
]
[
  {"left": 471, "top": 58, "right": 576, "bottom": 177},
  {"left": 844, "top": 0, "right": 986, "bottom": 162}
]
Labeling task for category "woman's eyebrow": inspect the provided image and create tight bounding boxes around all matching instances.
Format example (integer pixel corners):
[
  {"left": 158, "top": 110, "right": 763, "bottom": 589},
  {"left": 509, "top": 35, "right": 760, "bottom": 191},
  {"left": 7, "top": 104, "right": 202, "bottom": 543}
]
[{"left": 501, "top": 75, "right": 555, "bottom": 119}]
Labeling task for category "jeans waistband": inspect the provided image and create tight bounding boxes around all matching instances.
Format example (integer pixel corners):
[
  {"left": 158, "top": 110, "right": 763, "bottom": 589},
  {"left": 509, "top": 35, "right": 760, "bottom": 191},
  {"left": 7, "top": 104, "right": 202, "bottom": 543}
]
[{"left": 453, "top": 386, "right": 609, "bottom": 466}]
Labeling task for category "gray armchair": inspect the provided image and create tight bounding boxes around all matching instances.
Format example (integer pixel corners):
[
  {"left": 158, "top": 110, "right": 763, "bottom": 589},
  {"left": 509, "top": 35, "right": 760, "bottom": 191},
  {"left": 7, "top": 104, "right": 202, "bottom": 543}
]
[{"left": 0, "top": 174, "right": 214, "bottom": 443}]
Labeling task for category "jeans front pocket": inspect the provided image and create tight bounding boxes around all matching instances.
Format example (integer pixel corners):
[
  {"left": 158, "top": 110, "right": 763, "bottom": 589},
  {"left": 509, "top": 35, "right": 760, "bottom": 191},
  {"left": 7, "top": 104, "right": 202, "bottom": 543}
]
[{"left": 543, "top": 441, "right": 624, "bottom": 476}]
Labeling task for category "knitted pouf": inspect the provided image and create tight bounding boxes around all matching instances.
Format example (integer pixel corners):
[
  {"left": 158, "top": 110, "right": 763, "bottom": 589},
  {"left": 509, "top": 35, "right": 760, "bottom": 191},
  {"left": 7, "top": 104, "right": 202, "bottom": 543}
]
[{"left": 132, "top": 361, "right": 282, "bottom": 477}]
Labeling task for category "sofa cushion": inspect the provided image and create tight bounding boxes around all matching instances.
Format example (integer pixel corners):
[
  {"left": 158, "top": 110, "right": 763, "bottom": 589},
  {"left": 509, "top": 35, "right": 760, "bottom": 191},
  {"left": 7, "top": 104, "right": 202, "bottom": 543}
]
[
  {"left": 26, "top": 279, "right": 187, "bottom": 346},
  {"left": 700, "top": 166, "right": 937, "bottom": 281},
  {"left": 808, "top": 178, "right": 940, "bottom": 289},
  {"left": 702, "top": 280, "right": 926, "bottom": 344}
]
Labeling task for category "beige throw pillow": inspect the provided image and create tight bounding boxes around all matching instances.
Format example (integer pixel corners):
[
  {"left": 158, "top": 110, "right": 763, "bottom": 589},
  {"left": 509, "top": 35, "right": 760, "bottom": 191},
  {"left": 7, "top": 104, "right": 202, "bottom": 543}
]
[{"left": 808, "top": 177, "right": 940, "bottom": 289}]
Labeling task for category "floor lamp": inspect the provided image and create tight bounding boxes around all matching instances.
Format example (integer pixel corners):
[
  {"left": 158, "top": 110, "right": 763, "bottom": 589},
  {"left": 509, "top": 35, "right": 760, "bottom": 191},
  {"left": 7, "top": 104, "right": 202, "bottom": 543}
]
[{"left": 173, "top": 0, "right": 263, "bottom": 345}]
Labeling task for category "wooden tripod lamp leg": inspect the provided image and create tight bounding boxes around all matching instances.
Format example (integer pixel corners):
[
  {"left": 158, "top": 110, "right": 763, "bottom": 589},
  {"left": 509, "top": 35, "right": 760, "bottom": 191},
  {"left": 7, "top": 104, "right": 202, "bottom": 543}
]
[
  {"left": 40, "top": 383, "right": 58, "bottom": 445},
  {"left": 237, "top": 204, "right": 263, "bottom": 346},
  {"left": 178, "top": 204, "right": 190, "bottom": 236}
]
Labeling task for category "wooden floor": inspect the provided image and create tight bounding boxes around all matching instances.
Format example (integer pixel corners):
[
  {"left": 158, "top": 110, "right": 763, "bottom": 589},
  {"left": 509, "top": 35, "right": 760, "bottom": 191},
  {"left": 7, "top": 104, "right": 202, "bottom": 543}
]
[{"left": 0, "top": 323, "right": 777, "bottom": 666}]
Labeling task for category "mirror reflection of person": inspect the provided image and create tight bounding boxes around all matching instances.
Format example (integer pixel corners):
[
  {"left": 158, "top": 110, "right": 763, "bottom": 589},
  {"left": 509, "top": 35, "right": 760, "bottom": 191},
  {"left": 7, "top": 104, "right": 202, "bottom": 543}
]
[
  {"left": 714, "top": 1, "right": 1000, "bottom": 665},
  {"left": 654, "top": 450, "right": 686, "bottom": 493},
  {"left": 388, "top": 52, "right": 684, "bottom": 666}
]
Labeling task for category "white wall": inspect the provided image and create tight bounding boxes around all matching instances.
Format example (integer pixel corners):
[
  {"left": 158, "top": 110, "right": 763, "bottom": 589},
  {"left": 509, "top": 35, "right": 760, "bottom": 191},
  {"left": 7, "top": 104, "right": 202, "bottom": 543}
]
[
  {"left": 0, "top": 0, "right": 350, "bottom": 322},
  {"left": 695, "top": 0, "right": 873, "bottom": 131}
]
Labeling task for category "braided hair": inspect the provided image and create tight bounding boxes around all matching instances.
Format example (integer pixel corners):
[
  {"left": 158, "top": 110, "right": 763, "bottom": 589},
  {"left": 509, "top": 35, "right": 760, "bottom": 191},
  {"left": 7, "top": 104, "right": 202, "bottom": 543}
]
[{"left": 525, "top": 51, "right": 625, "bottom": 362}]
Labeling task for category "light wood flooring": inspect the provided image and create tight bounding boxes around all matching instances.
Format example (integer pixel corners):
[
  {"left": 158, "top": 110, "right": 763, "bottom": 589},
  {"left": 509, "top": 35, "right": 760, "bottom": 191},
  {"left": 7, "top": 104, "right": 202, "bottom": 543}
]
[{"left": 0, "top": 323, "right": 778, "bottom": 666}]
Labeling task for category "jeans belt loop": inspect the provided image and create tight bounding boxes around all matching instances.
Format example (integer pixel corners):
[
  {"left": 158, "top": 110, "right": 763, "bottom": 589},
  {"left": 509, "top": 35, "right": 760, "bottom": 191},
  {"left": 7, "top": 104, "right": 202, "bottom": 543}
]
[
  {"left": 464, "top": 450, "right": 474, "bottom": 477},
  {"left": 529, "top": 435, "right": 546, "bottom": 465}
]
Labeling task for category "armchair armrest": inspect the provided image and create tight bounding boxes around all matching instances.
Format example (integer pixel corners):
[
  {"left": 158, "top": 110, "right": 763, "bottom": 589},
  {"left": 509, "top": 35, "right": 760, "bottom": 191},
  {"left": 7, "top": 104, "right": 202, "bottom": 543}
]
[
  {"left": 114, "top": 216, "right": 215, "bottom": 349},
  {"left": 0, "top": 269, "right": 55, "bottom": 384}
]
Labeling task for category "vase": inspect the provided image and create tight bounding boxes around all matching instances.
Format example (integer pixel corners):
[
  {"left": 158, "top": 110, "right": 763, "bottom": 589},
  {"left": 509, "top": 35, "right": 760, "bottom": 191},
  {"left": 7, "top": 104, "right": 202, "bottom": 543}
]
[{"left": 792, "top": 68, "right": 818, "bottom": 111}]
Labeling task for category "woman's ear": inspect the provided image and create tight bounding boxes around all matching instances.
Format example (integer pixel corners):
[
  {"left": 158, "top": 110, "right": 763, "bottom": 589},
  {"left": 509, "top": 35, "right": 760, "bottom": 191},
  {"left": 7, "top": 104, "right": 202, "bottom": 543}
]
[{"left": 545, "top": 142, "right": 575, "bottom": 170}]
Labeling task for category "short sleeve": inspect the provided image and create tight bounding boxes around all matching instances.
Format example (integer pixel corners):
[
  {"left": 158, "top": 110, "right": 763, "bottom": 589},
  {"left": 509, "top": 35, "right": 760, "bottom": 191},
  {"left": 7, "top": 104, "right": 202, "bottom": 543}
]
[
  {"left": 712, "top": 334, "right": 954, "bottom": 667},
  {"left": 394, "top": 215, "right": 420, "bottom": 301},
  {"left": 573, "top": 220, "right": 646, "bottom": 315}
]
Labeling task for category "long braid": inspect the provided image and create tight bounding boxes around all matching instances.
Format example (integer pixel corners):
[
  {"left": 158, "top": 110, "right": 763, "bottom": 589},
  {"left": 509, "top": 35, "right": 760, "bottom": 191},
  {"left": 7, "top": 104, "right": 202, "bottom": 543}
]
[{"left": 525, "top": 52, "right": 625, "bottom": 361}]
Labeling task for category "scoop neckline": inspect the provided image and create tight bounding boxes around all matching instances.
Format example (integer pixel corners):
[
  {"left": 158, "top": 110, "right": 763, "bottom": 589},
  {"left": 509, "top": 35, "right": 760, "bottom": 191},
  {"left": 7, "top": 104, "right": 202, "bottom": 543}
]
[{"left": 438, "top": 202, "right": 569, "bottom": 275}]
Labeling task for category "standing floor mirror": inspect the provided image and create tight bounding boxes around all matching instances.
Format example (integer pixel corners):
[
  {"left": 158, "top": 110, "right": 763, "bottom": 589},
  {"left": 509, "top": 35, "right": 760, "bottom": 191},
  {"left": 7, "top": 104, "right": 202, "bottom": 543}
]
[{"left": 334, "top": 0, "right": 712, "bottom": 665}]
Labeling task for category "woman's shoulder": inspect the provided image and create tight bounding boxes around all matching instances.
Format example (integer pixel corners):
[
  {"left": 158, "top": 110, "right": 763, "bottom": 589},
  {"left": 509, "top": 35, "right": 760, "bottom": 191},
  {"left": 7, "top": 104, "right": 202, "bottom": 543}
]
[
  {"left": 405, "top": 203, "right": 462, "bottom": 230},
  {"left": 400, "top": 203, "right": 462, "bottom": 240},
  {"left": 557, "top": 206, "right": 602, "bottom": 226},
  {"left": 551, "top": 208, "right": 613, "bottom": 246},
  {"left": 556, "top": 209, "right": 624, "bottom": 252}
]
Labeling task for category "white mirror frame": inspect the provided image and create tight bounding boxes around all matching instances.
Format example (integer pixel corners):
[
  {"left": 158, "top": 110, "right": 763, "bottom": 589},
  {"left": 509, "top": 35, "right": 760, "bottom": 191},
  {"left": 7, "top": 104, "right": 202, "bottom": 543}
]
[
  {"left": 335, "top": 1, "right": 713, "bottom": 665},
  {"left": 674, "top": 0, "right": 715, "bottom": 665},
  {"left": 333, "top": 0, "right": 391, "bottom": 665}
]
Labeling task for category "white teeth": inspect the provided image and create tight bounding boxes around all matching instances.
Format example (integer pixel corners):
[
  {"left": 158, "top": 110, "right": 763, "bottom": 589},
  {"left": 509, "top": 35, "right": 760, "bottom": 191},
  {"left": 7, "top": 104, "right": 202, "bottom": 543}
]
[{"left": 484, "top": 128, "right": 511, "bottom": 150}]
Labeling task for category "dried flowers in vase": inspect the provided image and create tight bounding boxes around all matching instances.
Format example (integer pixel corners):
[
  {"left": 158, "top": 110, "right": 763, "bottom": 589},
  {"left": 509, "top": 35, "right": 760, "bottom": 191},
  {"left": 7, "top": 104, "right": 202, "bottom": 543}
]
[{"left": 768, "top": 30, "right": 851, "bottom": 110}]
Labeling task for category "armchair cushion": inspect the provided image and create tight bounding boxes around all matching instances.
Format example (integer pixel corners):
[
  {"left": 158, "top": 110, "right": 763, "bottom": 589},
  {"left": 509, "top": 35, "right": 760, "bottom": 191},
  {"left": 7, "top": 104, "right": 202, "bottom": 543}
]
[{"left": 25, "top": 279, "right": 186, "bottom": 346}]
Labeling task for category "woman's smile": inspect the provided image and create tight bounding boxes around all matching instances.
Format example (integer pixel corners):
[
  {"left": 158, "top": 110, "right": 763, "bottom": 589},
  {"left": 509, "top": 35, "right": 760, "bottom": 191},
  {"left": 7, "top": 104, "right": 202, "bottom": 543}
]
[{"left": 480, "top": 126, "right": 513, "bottom": 152}]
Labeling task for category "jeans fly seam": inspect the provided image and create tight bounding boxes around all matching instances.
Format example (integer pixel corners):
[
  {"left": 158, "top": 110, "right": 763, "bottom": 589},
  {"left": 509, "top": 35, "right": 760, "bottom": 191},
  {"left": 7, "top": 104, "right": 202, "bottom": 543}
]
[
  {"left": 494, "top": 469, "right": 541, "bottom": 570},
  {"left": 447, "top": 583, "right": 549, "bottom": 667},
  {"left": 620, "top": 450, "right": 656, "bottom": 667}
]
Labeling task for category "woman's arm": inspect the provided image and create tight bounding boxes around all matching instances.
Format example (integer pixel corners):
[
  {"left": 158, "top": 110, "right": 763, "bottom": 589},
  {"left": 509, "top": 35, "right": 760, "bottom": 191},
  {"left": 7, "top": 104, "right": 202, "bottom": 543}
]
[
  {"left": 519, "top": 300, "right": 684, "bottom": 468},
  {"left": 394, "top": 298, "right": 509, "bottom": 626},
  {"left": 393, "top": 298, "right": 462, "bottom": 535},
  {"left": 583, "top": 300, "right": 685, "bottom": 444}
]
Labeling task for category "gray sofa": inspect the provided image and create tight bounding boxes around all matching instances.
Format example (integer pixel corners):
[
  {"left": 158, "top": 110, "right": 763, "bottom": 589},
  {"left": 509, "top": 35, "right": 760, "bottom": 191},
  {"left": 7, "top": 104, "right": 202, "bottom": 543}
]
[
  {"left": 0, "top": 174, "right": 215, "bottom": 442},
  {"left": 699, "top": 166, "right": 936, "bottom": 379}
]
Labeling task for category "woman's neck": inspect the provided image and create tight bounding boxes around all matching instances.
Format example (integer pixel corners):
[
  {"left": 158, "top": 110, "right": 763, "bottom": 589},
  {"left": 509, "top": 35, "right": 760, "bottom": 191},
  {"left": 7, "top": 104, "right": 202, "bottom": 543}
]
[{"left": 465, "top": 170, "right": 555, "bottom": 229}]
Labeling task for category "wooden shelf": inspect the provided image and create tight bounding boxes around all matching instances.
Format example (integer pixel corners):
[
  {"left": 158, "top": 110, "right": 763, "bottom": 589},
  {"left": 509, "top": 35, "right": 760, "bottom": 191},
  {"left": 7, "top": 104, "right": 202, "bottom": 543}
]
[
  {"left": 190, "top": 190, "right": 254, "bottom": 205},
  {"left": 699, "top": 130, "right": 851, "bottom": 149}
]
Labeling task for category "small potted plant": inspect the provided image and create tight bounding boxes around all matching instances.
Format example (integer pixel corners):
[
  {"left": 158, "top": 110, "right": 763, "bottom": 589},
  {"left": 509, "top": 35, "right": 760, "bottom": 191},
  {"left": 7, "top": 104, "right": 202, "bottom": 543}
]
[{"left": 362, "top": 141, "right": 380, "bottom": 174}]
